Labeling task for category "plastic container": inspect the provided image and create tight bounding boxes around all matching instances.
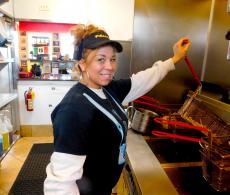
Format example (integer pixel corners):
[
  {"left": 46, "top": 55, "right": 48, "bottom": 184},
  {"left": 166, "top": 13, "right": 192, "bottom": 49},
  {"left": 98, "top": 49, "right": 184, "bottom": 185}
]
[
  {"left": 3, "top": 115, "right": 13, "bottom": 144},
  {"left": 0, "top": 134, "right": 3, "bottom": 156},
  {"left": 0, "top": 130, "right": 9, "bottom": 151},
  {"left": 0, "top": 114, "right": 10, "bottom": 151}
]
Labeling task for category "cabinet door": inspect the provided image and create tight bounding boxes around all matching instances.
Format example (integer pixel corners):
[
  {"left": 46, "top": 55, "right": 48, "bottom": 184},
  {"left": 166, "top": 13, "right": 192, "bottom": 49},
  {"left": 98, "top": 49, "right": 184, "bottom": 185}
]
[
  {"left": 18, "top": 85, "right": 49, "bottom": 125},
  {"left": 44, "top": 85, "right": 72, "bottom": 121},
  {"left": 18, "top": 83, "right": 74, "bottom": 125}
]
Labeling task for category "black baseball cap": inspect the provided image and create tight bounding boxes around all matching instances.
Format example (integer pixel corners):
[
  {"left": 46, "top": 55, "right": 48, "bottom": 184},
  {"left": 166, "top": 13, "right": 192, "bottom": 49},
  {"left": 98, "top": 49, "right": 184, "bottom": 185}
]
[{"left": 75, "top": 31, "right": 123, "bottom": 60}]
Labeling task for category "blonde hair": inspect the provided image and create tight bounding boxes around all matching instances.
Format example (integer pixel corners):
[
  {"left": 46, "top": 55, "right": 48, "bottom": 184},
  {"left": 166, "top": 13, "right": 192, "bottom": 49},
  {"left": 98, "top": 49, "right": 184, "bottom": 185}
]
[{"left": 70, "top": 24, "right": 105, "bottom": 46}]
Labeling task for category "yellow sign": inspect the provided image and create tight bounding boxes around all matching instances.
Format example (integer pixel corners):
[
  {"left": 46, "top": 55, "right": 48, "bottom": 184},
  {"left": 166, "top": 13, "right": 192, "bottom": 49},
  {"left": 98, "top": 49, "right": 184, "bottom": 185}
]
[{"left": 95, "top": 34, "right": 109, "bottom": 39}]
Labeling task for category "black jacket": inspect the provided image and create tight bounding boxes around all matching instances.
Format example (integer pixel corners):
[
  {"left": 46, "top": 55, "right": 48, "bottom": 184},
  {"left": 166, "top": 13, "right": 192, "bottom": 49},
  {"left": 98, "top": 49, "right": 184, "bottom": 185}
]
[{"left": 51, "top": 80, "right": 131, "bottom": 195}]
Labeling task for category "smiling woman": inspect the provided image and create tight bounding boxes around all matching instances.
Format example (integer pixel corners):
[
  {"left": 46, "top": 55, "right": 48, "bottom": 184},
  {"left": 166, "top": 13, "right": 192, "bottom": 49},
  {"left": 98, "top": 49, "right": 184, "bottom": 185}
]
[
  {"left": 79, "top": 45, "right": 118, "bottom": 88},
  {"left": 44, "top": 24, "right": 190, "bottom": 195},
  {"left": 70, "top": 24, "right": 123, "bottom": 89}
]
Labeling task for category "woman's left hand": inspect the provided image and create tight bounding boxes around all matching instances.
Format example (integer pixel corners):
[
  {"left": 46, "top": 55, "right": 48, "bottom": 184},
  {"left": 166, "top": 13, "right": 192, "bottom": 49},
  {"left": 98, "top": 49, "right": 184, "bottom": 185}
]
[{"left": 172, "top": 37, "right": 191, "bottom": 64}]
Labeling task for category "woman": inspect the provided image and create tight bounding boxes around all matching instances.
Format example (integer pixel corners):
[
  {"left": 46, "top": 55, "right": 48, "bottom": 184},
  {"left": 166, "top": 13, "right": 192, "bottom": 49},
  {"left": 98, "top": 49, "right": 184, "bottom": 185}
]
[{"left": 44, "top": 24, "right": 190, "bottom": 195}]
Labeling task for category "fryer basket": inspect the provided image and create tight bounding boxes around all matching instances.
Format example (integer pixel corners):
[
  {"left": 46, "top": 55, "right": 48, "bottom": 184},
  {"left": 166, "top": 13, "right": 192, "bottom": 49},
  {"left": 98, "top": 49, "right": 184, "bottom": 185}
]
[
  {"left": 200, "top": 150, "right": 230, "bottom": 192},
  {"left": 179, "top": 90, "right": 230, "bottom": 192},
  {"left": 178, "top": 90, "right": 230, "bottom": 151}
]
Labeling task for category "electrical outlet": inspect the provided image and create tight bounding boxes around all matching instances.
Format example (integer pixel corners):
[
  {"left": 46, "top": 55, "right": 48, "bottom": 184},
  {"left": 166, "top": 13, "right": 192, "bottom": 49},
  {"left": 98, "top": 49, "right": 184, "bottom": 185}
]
[{"left": 39, "top": 4, "right": 50, "bottom": 11}]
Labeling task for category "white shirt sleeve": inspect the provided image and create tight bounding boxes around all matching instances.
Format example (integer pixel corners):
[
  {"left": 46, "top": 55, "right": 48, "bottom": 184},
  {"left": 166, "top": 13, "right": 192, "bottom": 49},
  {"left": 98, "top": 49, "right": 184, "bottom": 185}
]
[
  {"left": 122, "top": 58, "right": 175, "bottom": 105},
  {"left": 44, "top": 152, "right": 86, "bottom": 195}
]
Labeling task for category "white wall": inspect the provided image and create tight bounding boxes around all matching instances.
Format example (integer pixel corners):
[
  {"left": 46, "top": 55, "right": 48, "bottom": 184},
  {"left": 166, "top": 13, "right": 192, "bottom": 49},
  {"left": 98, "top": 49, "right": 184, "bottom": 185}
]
[
  {"left": 13, "top": 0, "right": 135, "bottom": 40},
  {"left": 87, "top": 0, "right": 134, "bottom": 41}
]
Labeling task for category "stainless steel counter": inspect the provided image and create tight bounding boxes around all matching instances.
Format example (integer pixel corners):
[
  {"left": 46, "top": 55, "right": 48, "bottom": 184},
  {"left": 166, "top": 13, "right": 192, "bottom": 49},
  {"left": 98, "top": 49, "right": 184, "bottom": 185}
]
[{"left": 126, "top": 130, "right": 178, "bottom": 195}]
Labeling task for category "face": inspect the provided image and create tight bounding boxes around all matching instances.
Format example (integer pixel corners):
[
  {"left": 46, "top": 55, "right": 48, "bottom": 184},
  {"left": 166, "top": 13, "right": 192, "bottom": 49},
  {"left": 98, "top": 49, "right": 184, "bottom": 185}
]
[{"left": 79, "top": 45, "right": 117, "bottom": 89}]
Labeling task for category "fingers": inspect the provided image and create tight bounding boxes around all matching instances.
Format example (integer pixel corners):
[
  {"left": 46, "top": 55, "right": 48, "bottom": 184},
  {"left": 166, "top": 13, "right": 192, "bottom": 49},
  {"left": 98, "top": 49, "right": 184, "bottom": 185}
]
[
  {"left": 177, "top": 37, "right": 191, "bottom": 55},
  {"left": 179, "top": 37, "right": 191, "bottom": 50},
  {"left": 172, "top": 37, "right": 191, "bottom": 64}
]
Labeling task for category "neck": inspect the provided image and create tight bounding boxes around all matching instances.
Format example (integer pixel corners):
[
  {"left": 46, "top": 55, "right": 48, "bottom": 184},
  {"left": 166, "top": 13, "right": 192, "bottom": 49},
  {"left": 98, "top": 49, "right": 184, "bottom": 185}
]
[{"left": 79, "top": 80, "right": 102, "bottom": 89}]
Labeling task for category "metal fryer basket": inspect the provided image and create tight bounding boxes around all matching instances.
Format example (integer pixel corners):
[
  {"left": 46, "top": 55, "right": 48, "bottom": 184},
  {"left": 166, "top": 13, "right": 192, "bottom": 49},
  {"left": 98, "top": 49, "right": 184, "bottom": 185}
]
[
  {"left": 178, "top": 89, "right": 230, "bottom": 191},
  {"left": 177, "top": 89, "right": 230, "bottom": 151},
  {"left": 200, "top": 136, "right": 230, "bottom": 167},
  {"left": 200, "top": 149, "right": 230, "bottom": 192}
]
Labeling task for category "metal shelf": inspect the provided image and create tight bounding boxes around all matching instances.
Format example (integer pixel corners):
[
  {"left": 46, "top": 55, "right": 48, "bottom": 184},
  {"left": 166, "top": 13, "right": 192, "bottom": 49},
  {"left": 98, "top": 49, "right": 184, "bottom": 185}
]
[
  {"left": 0, "top": 135, "right": 20, "bottom": 163},
  {"left": 0, "top": 58, "right": 14, "bottom": 64},
  {"left": 0, "top": 93, "right": 18, "bottom": 109}
]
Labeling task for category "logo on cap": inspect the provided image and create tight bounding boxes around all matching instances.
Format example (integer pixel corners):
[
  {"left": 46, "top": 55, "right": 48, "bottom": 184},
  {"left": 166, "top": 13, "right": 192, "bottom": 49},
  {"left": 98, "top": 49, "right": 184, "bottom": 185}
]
[{"left": 95, "top": 34, "right": 109, "bottom": 39}]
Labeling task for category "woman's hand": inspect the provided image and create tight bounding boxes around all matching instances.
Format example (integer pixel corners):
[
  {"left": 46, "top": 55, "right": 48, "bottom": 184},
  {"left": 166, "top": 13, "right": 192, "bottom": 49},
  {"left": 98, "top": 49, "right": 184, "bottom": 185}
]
[{"left": 172, "top": 37, "right": 191, "bottom": 64}]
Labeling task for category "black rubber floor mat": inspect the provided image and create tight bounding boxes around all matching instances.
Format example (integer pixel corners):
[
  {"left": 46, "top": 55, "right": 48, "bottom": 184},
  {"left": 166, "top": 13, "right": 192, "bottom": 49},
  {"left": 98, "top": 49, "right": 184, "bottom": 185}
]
[{"left": 9, "top": 143, "right": 53, "bottom": 195}]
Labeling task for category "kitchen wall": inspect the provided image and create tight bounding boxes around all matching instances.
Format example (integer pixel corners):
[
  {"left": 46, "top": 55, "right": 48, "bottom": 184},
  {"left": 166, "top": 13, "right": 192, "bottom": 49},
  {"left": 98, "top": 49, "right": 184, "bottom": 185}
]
[
  {"left": 202, "top": 0, "right": 230, "bottom": 86},
  {"left": 131, "top": 0, "right": 230, "bottom": 104},
  {"left": 115, "top": 41, "right": 132, "bottom": 79},
  {"left": 132, "top": 0, "right": 212, "bottom": 104}
]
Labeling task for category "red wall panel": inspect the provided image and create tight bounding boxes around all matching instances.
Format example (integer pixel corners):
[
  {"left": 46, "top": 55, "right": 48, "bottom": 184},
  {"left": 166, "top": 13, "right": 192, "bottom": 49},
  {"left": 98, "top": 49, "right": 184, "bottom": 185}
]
[{"left": 19, "top": 21, "right": 77, "bottom": 33}]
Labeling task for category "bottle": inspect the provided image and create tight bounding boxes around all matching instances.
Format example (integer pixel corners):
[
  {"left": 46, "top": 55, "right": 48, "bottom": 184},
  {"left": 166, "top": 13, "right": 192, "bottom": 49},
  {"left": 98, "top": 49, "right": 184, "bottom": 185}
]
[
  {"left": 0, "top": 134, "right": 3, "bottom": 156},
  {"left": 0, "top": 114, "right": 10, "bottom": 151},
  {"left": 3, "top": 114, "right": 13, "bottom": 144}
]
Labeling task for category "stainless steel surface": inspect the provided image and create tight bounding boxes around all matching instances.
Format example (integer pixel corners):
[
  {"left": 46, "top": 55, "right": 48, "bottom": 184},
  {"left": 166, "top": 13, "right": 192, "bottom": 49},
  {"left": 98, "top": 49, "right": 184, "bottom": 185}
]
[
  {"left": 115, "top": 40, "right": 132, "bottom": 79},
  {"left": 126, "top": 101, "right": 229, "bottom": 194},
  {"left": 203, "top": 0, "right": 230, "bottom": 86},
  {"left": 132, "top": 0, "right": 212, "bottom": 104},
  {"left": 0, "top": 62, "right": 10, "bottom": 92},
  {"left": 228, "top": 0, "right": 230, "bottom": 12},
  {"left": 0, "top": 17, "right": 20, "bottom": 132},
  {"left": 128, "top": 106, "right": 159, "bottom": 134},
  {"left": 0, "top": 93, "right": 17, "bottom": 108},
  {"left": 126, "top": 130, "right": 178, "bottom": 195},
  {"left": 227, "top": 41, "right": 230, "bottom": 60}
]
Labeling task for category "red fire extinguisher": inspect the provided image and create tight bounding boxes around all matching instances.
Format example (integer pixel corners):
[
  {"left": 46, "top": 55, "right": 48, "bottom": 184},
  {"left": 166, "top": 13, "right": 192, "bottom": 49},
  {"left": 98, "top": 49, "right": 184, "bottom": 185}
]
[{"left": 24, "top": 87, "right": 35, "bottom": 111}]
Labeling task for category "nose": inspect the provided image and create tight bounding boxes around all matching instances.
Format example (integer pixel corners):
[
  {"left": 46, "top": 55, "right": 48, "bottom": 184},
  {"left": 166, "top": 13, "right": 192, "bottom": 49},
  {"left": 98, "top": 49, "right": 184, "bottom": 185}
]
[{"left": 104, "top": 59, "right": 114, "bottom": 70}]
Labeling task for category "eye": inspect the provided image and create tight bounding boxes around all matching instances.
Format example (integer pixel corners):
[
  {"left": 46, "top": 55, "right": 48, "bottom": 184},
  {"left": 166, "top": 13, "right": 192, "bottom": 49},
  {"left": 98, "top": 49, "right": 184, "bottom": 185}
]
[
  {"left": 97, "top": 58, "right": 105, "bottom": 63},
  {"left": 111, "top": 58, "right": 116, "bottom": 63}
]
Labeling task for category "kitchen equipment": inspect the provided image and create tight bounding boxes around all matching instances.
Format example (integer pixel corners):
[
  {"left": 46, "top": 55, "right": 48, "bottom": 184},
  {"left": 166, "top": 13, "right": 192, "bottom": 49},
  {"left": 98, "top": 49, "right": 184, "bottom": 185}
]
[
  {"left": 199, "top": 126, "right": 230, "bottom": 192},
  {"left": 177, "top": 91, "right": 230, "bottom": 191},
  {"left": 127, "top": 106, "right": 159, "bottom": 134},
  {"left": 133, "top": 99, "right": 170, "bottom": 114},
  {"left": 200, "top": 149, "right": 230, "bottom": 192},
  {"left": 151, "top": 117, "right": 208, "bottom": 143},
  {"left": 133, "top": 95, "right": 185, "bottom": 116},
  {"left": 184, "top": 56, "right": 202, "bottom": 86},
  {"left": 178, "top": 94, "right": 230, "bottom": 146},
  {"left": 200, "top": 137, "right": 230, "bottom": 168}
]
